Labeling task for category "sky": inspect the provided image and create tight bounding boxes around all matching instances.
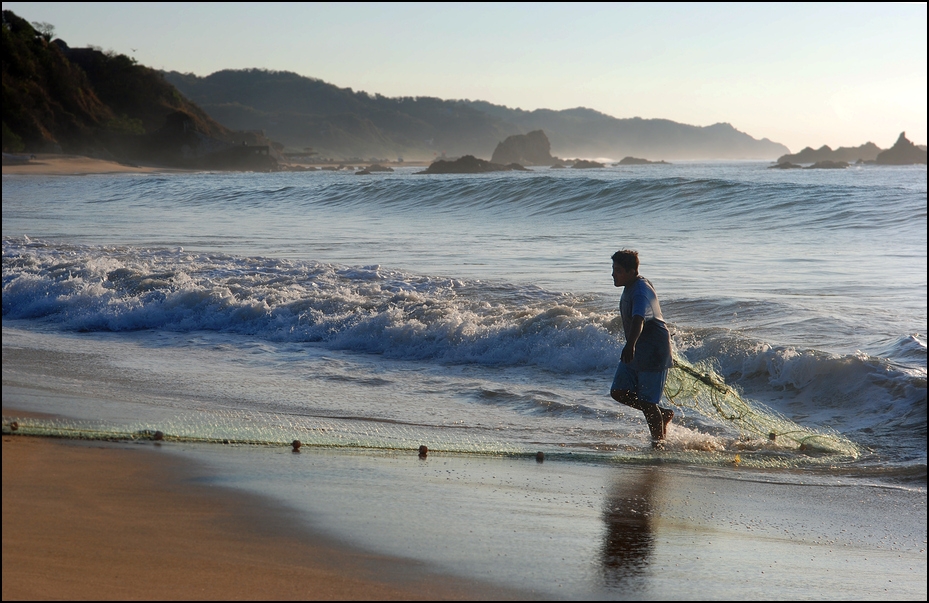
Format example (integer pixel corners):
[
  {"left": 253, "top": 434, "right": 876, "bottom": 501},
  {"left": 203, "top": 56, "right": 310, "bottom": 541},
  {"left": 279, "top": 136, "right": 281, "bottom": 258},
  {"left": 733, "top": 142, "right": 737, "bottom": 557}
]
[{"left": 3, "top": 2, "right": 926, "bottom": 153}]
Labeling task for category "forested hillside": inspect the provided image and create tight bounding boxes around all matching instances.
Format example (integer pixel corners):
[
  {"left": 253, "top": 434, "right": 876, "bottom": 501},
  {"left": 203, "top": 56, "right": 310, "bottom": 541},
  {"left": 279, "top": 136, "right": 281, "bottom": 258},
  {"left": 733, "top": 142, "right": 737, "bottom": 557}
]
[
  {"left": 164, "top": 69, "right": 519, "bottom": 160},
  {"left": 165, "top": 69, "right": 790, "bottom": 161},
  {"left": 2, "top": 10, "right": 275, "bottom": 169}
]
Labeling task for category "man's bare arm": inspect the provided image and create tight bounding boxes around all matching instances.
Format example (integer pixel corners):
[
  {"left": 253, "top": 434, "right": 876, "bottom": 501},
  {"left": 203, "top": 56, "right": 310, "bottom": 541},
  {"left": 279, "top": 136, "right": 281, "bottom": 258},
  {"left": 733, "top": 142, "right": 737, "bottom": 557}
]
[{"left": 621, "top": 315, "right": 645, "bottom": 363}]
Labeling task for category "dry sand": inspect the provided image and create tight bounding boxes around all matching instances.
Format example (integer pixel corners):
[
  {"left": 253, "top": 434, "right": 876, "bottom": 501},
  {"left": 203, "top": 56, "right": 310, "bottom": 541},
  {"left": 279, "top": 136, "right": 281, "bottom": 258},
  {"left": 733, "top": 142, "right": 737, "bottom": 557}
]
[
  {"left": 1, "top": 432, "right": 523, "bottom": 600},
  {"left": 2, "top": 153, "right": 429, "bottom": 176},
  {"left": 2, "top": 153, "right": 192, "bottom": 176}
]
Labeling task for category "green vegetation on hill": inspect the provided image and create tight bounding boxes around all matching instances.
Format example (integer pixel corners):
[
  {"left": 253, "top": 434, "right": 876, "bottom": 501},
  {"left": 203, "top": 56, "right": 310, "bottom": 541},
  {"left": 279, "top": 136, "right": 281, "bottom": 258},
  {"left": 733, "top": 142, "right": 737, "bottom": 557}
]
[
  {"left": 2, "top": 10, "right": 111, "bottom": 153},
  {"left": 2, "top": 10, "right": 275, "bottom": 169}
]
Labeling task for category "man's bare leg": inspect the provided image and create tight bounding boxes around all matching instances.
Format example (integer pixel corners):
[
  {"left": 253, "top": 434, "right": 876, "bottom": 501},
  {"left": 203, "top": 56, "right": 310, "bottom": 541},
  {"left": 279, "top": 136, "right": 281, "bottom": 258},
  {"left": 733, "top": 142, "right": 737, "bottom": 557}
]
[
  {"left": 611, "top": 389, "right": 666, "bottom": 442},
  {"left": 660, "top": 407, "right": 674, "bottom": 437}
]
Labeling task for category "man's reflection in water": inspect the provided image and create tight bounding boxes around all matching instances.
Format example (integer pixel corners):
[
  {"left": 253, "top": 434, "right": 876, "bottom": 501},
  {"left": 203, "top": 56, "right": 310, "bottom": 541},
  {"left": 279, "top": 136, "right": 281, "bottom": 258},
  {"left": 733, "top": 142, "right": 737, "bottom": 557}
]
[{"left": 600, "top": 466, "right": 661, "bottom": 588}]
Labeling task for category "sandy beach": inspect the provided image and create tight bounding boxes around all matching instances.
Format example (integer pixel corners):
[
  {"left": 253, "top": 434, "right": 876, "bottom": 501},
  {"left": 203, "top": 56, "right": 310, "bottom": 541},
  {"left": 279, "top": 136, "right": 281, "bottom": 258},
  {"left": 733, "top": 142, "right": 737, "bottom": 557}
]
[
  {"left": 1, "top": 418, "right": 526, "bottom": 600},
  {"left": 2, "top": 153, "right": 194, "bottom": 176},
  {"left": 3, "top": 401, "right": 926, "bottom": 600},
  {"left": 1, "top": 153, "right": 427, "bottom": 176}
]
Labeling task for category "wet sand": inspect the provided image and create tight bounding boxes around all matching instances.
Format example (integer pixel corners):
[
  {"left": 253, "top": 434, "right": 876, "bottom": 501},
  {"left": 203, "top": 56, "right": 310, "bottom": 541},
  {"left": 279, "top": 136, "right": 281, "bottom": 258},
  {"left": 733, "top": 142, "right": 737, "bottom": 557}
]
[
  {"left": 1, "top": 310, "right": 927, "bottom": 600},
  {"left": 3, "top": 399, "right": 926, "bottom": 600},
  {"left": 1, "top": 428, "right": 526, "bottom": 600}
]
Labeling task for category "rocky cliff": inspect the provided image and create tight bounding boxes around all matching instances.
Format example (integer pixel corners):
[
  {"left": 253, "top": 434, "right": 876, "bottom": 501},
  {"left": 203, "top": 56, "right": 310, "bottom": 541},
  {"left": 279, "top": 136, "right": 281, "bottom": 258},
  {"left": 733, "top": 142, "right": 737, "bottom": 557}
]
[
  {"left": 776, "top": 142, "right": 883, "bottom": 165},
  {"left": 490, "top": 130, "right": 556, "bottom": 166},
  {"left": 875, "top": 132, "right": 927, "bottom": 165}
]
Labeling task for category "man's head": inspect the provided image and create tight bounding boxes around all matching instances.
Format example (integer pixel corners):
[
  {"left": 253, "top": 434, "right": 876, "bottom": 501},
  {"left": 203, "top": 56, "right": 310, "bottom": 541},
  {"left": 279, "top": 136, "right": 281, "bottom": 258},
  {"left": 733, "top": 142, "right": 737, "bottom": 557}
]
[{"left": 611, "top": 249, "right": 639, "bottom": 288}]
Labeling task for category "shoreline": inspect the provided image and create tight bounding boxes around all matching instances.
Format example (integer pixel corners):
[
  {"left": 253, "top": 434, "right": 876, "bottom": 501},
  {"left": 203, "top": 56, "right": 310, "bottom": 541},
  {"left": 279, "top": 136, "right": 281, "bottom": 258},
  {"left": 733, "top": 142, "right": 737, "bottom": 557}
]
[
  {"left": 1, "top": 418, "right": 528, "bottom": 600},
  {"left": 2, "top": 153, "right": 430, "bottom": 176},
  {"left": 2, "top": 393, "right": 927, "bottom": 599},
  {"left": 1, "top": 153, "right": 195, "bottom": 176}
]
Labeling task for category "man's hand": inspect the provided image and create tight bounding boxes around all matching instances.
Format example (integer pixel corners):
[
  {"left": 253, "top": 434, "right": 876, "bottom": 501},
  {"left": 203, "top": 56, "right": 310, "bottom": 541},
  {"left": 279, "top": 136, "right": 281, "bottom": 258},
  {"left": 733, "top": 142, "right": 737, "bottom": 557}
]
[{"left": 621, "top": 342, "right": 636, "bottom": 364}]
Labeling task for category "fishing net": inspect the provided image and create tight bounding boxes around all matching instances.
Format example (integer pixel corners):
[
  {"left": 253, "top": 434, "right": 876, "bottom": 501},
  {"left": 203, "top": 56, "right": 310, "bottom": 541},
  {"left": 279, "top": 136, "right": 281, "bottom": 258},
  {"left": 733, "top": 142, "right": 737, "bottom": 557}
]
[
  {"left": 665, "top": 355, "right": 859, "bottom": 457},
  {"left": 0, "top": 410, "right": 523, "bottom": 455},
  {"left": 1, "top": 356, "right": 859, "bottom": 460}
]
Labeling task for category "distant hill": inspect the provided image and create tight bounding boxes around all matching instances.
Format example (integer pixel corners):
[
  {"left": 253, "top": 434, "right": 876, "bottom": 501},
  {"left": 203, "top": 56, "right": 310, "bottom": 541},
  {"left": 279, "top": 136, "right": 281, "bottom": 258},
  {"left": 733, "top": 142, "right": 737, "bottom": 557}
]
[
  {"left": 164, "top": 69, "right": 518, "bottom": 161},
  {"left": 1, "top": 10, "right": 276, "bottom": 169},
  {"left": 164, "top": 69, "right": 790, "bottom": 161},
  {"left": 459, "top": 101, "right": 788, "bottom": 161},
  {"left": 1, "top": 9, "right": 790, "bottom": 164}
]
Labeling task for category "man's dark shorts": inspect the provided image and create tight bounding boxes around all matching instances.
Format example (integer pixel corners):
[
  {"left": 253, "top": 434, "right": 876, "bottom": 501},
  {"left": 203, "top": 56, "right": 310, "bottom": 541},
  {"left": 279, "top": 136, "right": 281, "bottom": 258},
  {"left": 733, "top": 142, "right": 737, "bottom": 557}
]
[{"left": 611, "top": 363, "right": 668, "bottom": 404}]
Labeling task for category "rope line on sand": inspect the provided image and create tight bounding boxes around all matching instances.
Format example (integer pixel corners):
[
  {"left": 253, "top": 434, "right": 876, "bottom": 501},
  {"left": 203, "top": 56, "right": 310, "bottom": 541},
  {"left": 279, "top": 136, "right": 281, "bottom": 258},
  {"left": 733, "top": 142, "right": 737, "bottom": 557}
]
[{"left": 0, "top": 414, "right": 525, "bottom": 455}]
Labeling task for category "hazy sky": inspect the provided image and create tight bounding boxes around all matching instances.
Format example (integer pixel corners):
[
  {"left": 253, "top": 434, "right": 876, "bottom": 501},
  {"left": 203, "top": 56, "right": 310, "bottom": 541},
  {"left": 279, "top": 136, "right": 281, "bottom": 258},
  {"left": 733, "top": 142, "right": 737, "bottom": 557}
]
[{"left": 4, "top": 2, "right": 926, "bottom": 152}]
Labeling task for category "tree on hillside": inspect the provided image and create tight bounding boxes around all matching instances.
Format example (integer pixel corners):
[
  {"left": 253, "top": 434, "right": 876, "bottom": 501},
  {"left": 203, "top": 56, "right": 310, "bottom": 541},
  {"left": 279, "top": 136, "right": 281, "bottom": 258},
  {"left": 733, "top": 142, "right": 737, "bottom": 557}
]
[{"left": 30, "top": 21, "right": 54, "bottom": 41}]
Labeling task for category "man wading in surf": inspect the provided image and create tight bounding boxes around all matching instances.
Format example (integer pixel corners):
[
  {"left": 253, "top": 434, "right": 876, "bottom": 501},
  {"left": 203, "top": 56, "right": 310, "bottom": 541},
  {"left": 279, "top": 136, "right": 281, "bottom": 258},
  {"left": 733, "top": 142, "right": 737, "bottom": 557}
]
[{"left": 610, "top": 249, "right": 675, "bottom": 447}]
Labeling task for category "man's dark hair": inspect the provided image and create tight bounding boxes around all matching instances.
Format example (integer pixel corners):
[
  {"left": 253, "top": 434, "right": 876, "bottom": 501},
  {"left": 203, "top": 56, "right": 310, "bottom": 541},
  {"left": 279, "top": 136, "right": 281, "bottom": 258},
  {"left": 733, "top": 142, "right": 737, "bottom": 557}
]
[{"left": 611, "top": 249, "right": 639, "bottom": 273}]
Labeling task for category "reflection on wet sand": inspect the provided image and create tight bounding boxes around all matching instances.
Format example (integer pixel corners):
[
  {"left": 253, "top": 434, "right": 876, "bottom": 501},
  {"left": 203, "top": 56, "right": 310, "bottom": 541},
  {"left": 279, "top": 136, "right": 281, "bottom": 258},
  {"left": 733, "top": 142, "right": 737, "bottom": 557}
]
[{"left": 600, "top": 467, "right": 661, "bottom": 589}]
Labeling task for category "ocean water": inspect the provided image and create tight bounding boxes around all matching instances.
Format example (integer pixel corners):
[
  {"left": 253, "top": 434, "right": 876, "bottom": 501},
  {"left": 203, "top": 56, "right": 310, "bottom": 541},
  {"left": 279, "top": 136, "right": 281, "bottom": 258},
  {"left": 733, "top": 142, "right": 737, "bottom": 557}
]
[{"left": 2, "top": 163, "right": 926, "bottom": 481}]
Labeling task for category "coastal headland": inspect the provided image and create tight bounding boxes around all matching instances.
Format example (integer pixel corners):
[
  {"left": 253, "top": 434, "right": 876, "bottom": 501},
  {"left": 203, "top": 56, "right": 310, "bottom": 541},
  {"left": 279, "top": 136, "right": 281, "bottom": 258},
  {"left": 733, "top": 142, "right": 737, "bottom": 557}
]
[{"left": 3, "top": 9, "right": 791, "bottom": 167}]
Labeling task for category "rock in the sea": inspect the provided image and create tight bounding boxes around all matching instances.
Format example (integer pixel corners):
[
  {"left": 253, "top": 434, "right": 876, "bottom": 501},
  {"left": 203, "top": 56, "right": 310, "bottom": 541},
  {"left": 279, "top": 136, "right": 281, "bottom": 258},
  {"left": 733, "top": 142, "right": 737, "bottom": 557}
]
[
  {"left": 615, "top": 156, "right": 670, "bottom": 165},
  {"left": 417, "top": 155, "right": 525, "bottom": 174},
  {"left": 769, "top": 162, "right": 802, "bottom": 169},
  {"left": 355, "top": 164, "right": 394, "bottom": 175},
  {"left": 571, "top": 159, "right": 604, "bottom": 169},
  {"left": 777, "top": 142, "right": 882, "bottom": 165},
  {"left": 491, "top": 130, "right": 557, "bottom": 166},
  {"left": 875, "top": 132, "right": 927, "bottom": 165},
  {"left": 804, "top": 160, "right": 849, "bottom": 169}
]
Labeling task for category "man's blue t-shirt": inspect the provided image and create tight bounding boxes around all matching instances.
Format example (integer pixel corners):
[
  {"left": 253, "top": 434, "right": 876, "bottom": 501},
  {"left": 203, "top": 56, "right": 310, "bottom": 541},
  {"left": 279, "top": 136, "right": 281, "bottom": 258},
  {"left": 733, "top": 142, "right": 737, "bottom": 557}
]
[{"left": 620, "top": 276, "right": 674, "bottom": 371}]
